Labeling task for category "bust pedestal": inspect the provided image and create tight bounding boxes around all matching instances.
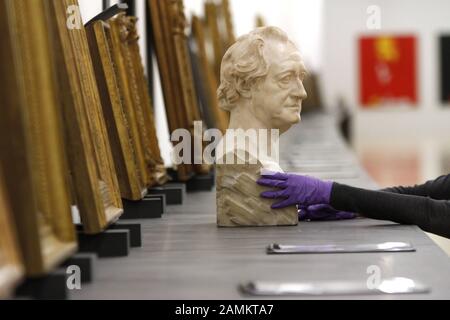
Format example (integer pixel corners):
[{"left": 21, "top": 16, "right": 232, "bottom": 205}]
[{"left": 216, "top": 152, "right": 298, "bottom": 227}]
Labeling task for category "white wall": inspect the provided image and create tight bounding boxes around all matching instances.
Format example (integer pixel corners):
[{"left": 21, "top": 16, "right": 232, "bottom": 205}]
[
  {"left": 322, "top": 0, "right": 450, "bottom": 148},
  {"left": 78, "top": 0, "right": 103, "bottom": 22}
]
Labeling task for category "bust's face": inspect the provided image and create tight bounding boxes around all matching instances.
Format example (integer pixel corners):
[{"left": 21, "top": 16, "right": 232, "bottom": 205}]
[{"left": 250, "top": 41, "right": 308, "bottom": 133}]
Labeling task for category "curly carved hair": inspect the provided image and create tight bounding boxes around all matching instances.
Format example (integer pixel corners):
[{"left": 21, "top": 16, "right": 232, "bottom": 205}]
[{"left": 217, "top": 26, "right": 296, "bottom": 111}]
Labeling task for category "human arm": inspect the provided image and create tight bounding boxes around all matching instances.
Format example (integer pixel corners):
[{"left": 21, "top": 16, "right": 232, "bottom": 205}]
[{"left": 258, "top": 172, "right": 450, "bottom": 238}]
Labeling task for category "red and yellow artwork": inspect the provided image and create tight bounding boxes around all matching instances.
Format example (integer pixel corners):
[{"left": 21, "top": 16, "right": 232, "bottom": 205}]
[{"left": 359, "top": 35, "right": 417, "bottom": 107}]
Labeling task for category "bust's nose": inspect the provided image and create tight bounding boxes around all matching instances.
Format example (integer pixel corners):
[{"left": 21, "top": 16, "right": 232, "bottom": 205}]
[{"left": 291, "top": 78, "right": 308, "bottom": 101}]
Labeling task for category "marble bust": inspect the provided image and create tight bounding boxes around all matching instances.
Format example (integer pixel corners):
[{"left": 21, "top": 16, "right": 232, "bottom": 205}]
[{"left": 215, "top": 26, "right": 308, "bottom": 227}]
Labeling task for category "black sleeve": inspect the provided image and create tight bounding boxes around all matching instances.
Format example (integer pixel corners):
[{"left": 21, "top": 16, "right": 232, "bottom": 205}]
[
  {"left": 330, "top": 182, "right": 450, "bottom": 239},
  {"left": 380, "top": 174, "right": 450, "bottom": 200}
]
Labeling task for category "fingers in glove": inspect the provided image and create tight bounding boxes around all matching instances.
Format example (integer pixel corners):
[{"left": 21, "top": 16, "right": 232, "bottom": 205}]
[
  {"left": 260, "top": 189, "right": 288, "bottom": 199},
  {"left": 307, "top": 204, "right": 334, "bottom": 211},
  {"left": 260, "top": 171, "right": 289, "bottom": 180},
  {"left": 257, "top": 178, "right": 287, "bottom": 188},
  {"left": 271, "top": 198, "right": 295, "bottom": 209}
]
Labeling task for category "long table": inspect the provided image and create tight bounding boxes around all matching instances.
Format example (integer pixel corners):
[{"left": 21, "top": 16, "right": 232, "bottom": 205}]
[{"left": 72, "top": 113, "right": 450, "bottom": 299}]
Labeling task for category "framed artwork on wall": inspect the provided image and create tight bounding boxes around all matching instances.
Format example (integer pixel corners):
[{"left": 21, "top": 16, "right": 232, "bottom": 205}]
[
  {"left": 440, "top": 35, "right": 450, "bottom": 104},
  {"left": 359, "top": 35, "right": 418, "bottom": 107}
]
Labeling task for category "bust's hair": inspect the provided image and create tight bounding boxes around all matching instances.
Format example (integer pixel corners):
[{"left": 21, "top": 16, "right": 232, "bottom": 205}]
[{"left": 217, "top": 26, "right": 296, "bottom": 111}]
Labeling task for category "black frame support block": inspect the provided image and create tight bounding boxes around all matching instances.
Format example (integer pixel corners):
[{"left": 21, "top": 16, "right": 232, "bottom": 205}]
[
  {"left": 148, "top": 183, "right": 185, "bottom": 205},
  {"left": 109, "top": 223, "right": 142, "bottom": 247},
  {"left": 77, "top": 230, "right": 130, "bottom": 258},
  {"left": 62, "top": 253, "right": 97, "bottom": 284},
  {"left": 122, "top": 197, "right": 164, "bottom": 219},
  {"left": 145, "top": 193, "right": 166, "bottom": 213},
  {"left": 15, "top": 270, "right": 68, "bottom": 300},
  {"left": 187, "top": 171, "right": 215, "bottom": 192},
  {"left": 166, "top": 168, "right": 195, "bottom": 182}
]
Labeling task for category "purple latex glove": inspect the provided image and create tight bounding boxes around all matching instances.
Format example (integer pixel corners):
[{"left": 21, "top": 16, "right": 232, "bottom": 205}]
[
  {"left": 257, "top": 172, "right": 333, "bottom": 209},
  {"left": 299, "top": 204, "right": 356, "bottom": 221}
]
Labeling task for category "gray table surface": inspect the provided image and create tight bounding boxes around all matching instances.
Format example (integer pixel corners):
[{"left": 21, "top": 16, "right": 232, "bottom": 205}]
[{"left": 71, "top": 113, "right": 450, "bottom": 300}]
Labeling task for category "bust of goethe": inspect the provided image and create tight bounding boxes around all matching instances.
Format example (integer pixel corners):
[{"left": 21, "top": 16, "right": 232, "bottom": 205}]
[{"left": 215, "top": 26, "right": 308, "bottom": 227}]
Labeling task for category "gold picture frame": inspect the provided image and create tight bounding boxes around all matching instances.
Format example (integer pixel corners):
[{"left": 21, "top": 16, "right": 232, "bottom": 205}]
[
  {"left": 220, "top": 0, "right": 236, "bottom": 47},
  {"left": 149, "top": 0, "right": 201, "bottom": 180},
  {"left": 86, "top": 20, "right": 148, "bottom": 201},
  {"left": 0, "top": 0, "right": 77, "bottom": 276},
  {"left": 204, "top": 0, "right": 236, "bottom": 80},
  {"left": 107, "top": 14, "right": 153, "bottom": 187},
  {"left": 204, "top": 1, "right": 224, "bottom": 80},
  {"left": 169, "top": 1, "right": 203, "bottom": 126},
  {"left": 47, "top": 0, "right": 124, "bottom": 234},
  {"left": 191, "top": 14, "right": 229, "bottom": 133},
  {"left": 126, "top": 17, "right": 169, "bottom": 186},
  {"left": 169, "top": 0, "right": 211, "bottom": 175},
  {"left": 108, "top": 14, "right": 169, "bottom": 187},
  {"left": 255, "top": 14, "right": 267, "bottom": 28},
  {"left": 148, "top": 0, "right": 184, "bottom": 133},
  {"left": 149, "top": 0, "right": 212, "bottom": 177},
  {"left": 0, "top": 172, "right": 24, "bottom": 298}
]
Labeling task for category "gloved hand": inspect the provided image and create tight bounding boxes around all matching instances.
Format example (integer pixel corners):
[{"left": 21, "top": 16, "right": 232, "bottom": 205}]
[
  {"left": 257, "top": 171, "right": 333, "bottom": 209},
  {"left": 299, "top": 204, "right": 357, "bottom": 221}
]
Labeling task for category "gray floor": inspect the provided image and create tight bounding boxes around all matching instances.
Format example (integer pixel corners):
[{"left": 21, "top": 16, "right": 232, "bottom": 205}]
[{"left": 71, "top": 113, "right": 450, "bottom": 300}]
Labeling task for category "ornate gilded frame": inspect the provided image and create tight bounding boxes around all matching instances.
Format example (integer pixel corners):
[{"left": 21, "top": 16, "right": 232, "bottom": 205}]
[
  {"left": 48, "top": 0, "right": 124, "bottom": 233},
  {"left": 0, "top": 0, "right": 77, "bottom": 276}
]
